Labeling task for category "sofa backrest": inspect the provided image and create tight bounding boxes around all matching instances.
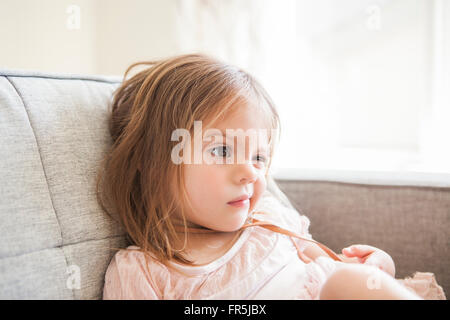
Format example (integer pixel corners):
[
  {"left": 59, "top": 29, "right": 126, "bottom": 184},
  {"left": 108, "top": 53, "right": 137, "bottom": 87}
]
[
  {"left": 277, "top": 180, "right": 450, "bottom": 296},
  {"left": 0, "top": 69, "right": 128, "bottom": 299}
]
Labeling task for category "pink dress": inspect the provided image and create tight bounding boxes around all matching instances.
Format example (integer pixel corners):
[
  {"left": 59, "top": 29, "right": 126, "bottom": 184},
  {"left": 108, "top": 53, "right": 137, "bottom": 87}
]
[{"left": 102, "top": 193, "right": 446, "bottom": 300}]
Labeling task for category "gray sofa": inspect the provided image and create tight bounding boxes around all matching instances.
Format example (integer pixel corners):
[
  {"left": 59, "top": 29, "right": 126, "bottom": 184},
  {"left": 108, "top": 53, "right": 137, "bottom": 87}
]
[{"left": 0, "top": 69, "right": 448, "bottom": 299}]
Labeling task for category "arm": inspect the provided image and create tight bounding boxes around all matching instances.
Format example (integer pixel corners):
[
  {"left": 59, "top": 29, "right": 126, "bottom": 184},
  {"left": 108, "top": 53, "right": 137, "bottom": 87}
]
[
  {"left": 103, "top": 252, "right": 160, "bottom": 300},
  {"left": 304, "top": 242, "right": 396, "bottom": 278},
  {"left": 319, "top": 263, "right": 422, "bottom": 300},
  {"left": 302, "top": 242, "right": 359, "bottom": 263},
  {"left": 302, "top": 242, "right": 331, "bottom": 261}
]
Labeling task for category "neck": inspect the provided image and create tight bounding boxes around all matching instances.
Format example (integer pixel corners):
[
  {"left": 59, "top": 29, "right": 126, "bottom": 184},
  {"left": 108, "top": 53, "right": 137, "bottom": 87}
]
[{"left": 171, "top": 217, "right": 223, "bottom": 234}]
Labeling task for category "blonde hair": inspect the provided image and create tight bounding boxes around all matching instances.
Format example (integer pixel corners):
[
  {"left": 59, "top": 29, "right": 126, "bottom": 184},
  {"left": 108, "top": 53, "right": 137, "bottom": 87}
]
[{"left": 96, "top": 53, "right": 281, "bottom": 272}]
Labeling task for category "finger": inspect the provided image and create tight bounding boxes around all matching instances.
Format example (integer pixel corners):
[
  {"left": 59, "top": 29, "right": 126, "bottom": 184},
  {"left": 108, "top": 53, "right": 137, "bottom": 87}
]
[
  {"left": 352, "top": 245, "right": 378, "bottom": 258},
  {"left": 361, "top": 252, "right": 378, "bottom": 264},
  {"left": 341, "top": 247, "right": 355, "bottom": 256},
  {"left": 341, "top": 245, "right": 363, "bottom": 257},
  {"left": 342, "top": 244, "right": 376, "bottom": 258}
]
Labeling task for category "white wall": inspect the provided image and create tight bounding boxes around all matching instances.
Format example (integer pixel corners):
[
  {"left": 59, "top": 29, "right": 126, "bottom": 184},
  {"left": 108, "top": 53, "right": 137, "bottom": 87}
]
[
  {"left": 0, "top": 0, "right": 178, "bottom": 76},
  {"left": 0, "top": 0, "right": 97, "bottom": 74},
  {"left": 93, "top": 0, "right": 179, "bottom": 76}
]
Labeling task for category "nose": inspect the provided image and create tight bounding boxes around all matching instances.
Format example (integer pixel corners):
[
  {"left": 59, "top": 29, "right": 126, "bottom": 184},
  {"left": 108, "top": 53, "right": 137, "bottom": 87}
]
[{"left": 235, "top": 162, "right": 258, "bottom": 185}]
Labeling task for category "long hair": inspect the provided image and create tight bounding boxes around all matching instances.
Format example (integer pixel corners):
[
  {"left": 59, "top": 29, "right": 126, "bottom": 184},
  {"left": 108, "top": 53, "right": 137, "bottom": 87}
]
[{"left": 96, "top": 53, "right": 282, "bottom": 271}]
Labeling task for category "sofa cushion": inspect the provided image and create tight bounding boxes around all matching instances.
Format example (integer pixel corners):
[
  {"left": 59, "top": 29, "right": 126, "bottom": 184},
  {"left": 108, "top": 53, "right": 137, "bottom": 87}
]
[{"left": 0, "top": 69, "right": 128, "bottom": 299}]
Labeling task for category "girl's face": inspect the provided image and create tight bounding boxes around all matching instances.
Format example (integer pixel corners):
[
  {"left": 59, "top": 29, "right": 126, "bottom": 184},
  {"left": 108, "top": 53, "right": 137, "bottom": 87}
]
[{"left": 182, "top": 104, "right": 271, "bottom": 232}]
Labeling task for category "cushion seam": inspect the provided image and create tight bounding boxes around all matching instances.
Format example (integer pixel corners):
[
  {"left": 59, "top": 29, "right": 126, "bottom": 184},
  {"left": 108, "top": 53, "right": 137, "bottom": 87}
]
[{"left": 0, "top": 234, "right": 127, "bottom": 260}]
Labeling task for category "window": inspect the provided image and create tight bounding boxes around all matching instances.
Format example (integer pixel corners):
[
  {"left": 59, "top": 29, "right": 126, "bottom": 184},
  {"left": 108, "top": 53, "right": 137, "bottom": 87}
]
[{"left": 252, "top": 0, "right": 450, "bottom": 183}]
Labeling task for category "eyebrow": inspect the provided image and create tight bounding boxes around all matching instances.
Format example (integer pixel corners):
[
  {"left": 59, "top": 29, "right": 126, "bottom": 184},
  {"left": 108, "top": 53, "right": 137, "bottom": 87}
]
[
  {"left": 204, "top": 130, "right": 226, "bottom": 138},
  {"left": 204, "top": 130, "right": 269, "bottom": 139},
  {"left": 206, "top": 129, "right": 262, "bottom": 139},
  {"left": 202, "top": 133, "right": 232, "bottom": 146}
]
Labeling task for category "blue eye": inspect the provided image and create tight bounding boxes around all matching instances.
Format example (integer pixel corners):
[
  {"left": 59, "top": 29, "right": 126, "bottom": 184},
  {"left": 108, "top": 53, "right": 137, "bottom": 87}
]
[
  {"left": 254, "top": 154, "right": 267, "bottom": 163},
  {"left": 210, "top": 146, "right": 232, "bottom": 157}
]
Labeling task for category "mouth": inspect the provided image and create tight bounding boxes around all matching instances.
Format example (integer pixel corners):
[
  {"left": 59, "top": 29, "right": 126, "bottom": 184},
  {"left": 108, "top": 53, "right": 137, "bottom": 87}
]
[{"left": 227, "top": 194, "right": 252, "bottom": 208}]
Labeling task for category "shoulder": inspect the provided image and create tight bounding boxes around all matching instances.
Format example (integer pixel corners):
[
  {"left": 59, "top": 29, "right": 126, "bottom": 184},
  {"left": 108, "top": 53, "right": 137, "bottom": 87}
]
[
  {"left": 103, "top": 246, "right": 162, "bottom": 300},
  {"left": 106, "top": 246, "right": 149, "bottom": 274}
]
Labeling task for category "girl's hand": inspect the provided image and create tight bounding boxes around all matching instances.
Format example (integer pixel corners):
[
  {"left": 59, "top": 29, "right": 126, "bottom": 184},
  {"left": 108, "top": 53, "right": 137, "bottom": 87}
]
[{"left": 342, "top": 244, "right": 396, "bottom": 278}]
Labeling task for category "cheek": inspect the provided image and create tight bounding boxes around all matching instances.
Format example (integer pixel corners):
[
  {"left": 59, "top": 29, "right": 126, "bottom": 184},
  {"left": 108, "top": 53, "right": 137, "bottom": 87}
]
[
  {"left": 184, "top": 166, "right": 226, "bottom": 205},
  {"left": 249, "top": 175, "right": 267, "bottom": 212}
]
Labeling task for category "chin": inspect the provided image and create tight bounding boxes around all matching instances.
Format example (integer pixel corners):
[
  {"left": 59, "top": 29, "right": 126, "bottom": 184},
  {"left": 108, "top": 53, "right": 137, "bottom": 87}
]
[
  {"left": 221, "top": 216, "right": 249, "bottom": 232},
  {"left": 204, "top": 216, "right": 246, "bottom": 233}
]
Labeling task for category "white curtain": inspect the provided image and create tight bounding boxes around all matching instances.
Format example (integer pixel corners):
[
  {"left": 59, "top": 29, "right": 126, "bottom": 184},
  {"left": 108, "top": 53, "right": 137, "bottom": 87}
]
[
  {"left": 421, "top": 0, "right": 450, "bottom": 172},
  {"left": 174, "top": 0, "right": 267, "bottom": 77},
  {"left": 173, "top": 0, "right": 298, "bottom": 172}
]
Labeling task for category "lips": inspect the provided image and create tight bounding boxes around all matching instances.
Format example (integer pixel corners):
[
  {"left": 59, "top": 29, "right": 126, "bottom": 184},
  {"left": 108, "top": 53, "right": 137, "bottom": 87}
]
[
  {"left": 227, "top": 194, "right": 252, "bottom": 208},
  {"left": 228, "top": 194, "right": 250, "bottom": 203}
]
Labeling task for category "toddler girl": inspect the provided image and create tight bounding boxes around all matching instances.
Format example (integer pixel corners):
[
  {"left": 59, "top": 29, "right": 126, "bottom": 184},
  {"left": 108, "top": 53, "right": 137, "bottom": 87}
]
[{"left": 99, "top": 53, "right": 446, "bottom": 300}]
